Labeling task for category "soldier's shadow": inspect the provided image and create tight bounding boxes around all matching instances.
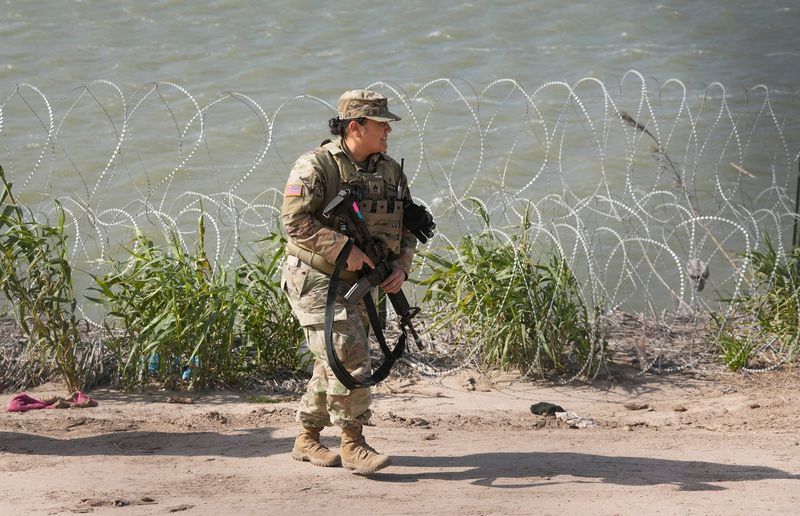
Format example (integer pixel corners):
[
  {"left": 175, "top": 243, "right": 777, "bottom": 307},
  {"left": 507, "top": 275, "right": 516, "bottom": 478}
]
[{"left": 375, "top": 452, "right": 799, "bottom": 491}]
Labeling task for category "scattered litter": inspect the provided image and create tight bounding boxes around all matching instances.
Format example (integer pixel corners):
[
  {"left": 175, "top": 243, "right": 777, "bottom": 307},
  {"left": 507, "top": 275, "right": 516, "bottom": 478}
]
[
  {"left": 555, "top": 411, "right": 596, "bottom": 429},
  {"left": 464, "top": 377, "right": 476, "bottom": 391},
  {"left": 147, "top": 353, "right": 200, "bottom": 381},
  {"left": 6, "top": 393, "right": 50, "bottom": 411},
  {"left": 461, "top": 375, "right": 492, "bottom": 392},
  {"left": 7, "top": 391, "right": 97, "bottom": 412},
  {"left": 530, "top": 402, "right": 565, "bottom": 416}
]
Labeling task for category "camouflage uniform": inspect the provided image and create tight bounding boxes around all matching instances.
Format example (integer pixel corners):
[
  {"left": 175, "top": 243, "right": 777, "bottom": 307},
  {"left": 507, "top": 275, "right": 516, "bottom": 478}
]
[{"left": 281, "top": 92, "right": 416, "bottom": 429}]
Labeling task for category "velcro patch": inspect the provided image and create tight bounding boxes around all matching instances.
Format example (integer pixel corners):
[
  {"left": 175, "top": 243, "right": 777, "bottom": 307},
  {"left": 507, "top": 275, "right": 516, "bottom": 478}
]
[{"left": 285, "top": 183, "right": 303, "bottom": 197}]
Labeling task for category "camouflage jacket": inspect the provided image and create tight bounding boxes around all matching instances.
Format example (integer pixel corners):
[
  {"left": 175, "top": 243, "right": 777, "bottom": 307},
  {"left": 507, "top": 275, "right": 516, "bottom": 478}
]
[{"left": 281, "top": 137, "right": 416, "bottom": 276}]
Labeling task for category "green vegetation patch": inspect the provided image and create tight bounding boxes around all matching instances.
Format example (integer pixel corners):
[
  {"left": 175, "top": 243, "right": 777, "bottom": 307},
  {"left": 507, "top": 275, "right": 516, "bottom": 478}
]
[{"left": 418, "top": 202, "right": 605, "bottom": 379}]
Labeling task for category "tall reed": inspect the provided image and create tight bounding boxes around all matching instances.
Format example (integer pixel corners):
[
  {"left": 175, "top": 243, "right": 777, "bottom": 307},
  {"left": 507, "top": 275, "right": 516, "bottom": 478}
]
[
  {"left": 89, "top": 221, "right": 302, "bottom": 390},
  {"left": 233, "top": 235, "right": 305, "bottom": 378},
  {"left": 0, "top": 165, "right": 85, "bottom": 392}
]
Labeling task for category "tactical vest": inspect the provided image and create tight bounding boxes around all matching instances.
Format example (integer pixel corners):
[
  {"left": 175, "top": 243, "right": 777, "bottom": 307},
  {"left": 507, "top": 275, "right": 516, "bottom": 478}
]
[{"left": 318, "top": 140, "right": 405, "bottom": 255}]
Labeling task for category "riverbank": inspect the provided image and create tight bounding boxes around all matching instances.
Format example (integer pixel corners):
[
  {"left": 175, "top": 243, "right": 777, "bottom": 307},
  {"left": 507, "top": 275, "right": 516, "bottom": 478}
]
[{"left": 1, "top": 366, "right": 798, "bottom": 515}]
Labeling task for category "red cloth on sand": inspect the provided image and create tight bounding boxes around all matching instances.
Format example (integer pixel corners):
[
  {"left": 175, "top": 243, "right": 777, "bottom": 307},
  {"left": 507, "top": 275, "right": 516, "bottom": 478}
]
[
  {"left": 6, "top": 393, "right": 52, "bottom": 412},
  {"left": 64, "top": 391, "right": 98, "bottom": 408},
  {"left": 7, "top": 391, "right": 98, "bottom": 412}
]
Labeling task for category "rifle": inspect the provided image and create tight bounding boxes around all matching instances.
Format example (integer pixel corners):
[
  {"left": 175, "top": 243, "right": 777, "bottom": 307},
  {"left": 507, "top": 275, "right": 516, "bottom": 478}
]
[
  {"left": 320, "top": 187, "right": 435, "bottom": 389},
  {"left": 322, "top": 188, "right": 423, "bottom": 349}
]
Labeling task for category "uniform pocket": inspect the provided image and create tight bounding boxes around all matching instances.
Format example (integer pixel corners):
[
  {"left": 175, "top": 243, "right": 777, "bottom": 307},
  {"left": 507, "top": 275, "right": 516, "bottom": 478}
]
[{"left": 282, "top": 264, "right": 309, "bottom": 297}]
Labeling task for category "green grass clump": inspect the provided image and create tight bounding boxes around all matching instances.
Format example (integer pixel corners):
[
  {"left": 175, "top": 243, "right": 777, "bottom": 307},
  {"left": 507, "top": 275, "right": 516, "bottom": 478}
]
[
  {"left": 89, "top": 219, "right": 302, "bottom": 390},
  {"left": 232, "top": 236, "right": 305, "bottom": 378},
  {"left": 419, "top": 205, "right": 604, "bottom": 378},
  {"left": 0, "top": 165, "right": 85, "bottom": 393},
  {"left": 715, "top": 329, "right": 756, "bottom": 371},
  {"left": 720, "top": 235, "right": 800, "bottom": 369}
]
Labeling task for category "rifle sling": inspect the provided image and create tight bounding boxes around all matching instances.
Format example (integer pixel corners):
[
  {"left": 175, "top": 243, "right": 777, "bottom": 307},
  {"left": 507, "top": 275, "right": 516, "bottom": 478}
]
[{"left": 324, "top": 239, "right": 407, "bottom": 390}]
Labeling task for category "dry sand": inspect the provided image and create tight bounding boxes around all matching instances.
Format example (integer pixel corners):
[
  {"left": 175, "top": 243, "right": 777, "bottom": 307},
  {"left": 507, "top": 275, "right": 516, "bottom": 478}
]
[{"left": 1, "top": 366, "right": 799, "bottom": 515}]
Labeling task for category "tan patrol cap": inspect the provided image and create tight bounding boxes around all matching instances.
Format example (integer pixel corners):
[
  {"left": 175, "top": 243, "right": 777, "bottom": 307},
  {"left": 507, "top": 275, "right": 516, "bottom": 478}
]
[{"left": 337, "top": 89, "right": 401, "bottom": 122}]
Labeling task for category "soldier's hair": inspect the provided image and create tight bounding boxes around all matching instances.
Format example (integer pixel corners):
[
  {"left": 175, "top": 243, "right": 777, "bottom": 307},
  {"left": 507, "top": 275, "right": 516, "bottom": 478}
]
[{"left": 328, "top": 117, "right": 366, "bottom": 136}]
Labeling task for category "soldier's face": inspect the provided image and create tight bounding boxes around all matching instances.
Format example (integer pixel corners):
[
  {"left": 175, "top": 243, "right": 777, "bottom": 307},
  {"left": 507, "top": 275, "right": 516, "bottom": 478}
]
[{"left": 358, "top": 119, "right": 392, "bottom": 155}]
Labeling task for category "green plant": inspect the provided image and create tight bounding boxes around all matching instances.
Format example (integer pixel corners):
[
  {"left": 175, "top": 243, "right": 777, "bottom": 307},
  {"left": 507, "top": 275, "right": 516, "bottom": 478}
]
[
  {"left": 89, "top": 217, "right": 233, "bottom": 389},
  {"left": 418, "top": 203, "right": 604, "bottom": 378},
  {"left": 0, "top": 165, "right": 85, "bottom": 392},
  {"left": 233, "top": 234, "right": 304, "bottom": 376},
  {"left": 89, "top": 221, "right": 303, "bottom": 390},
  {"left": 726, "top": 235, "right": 800, "bottom": 364},
  {"left": 716, "top": 328, "right": 756, "bottom": 371}
]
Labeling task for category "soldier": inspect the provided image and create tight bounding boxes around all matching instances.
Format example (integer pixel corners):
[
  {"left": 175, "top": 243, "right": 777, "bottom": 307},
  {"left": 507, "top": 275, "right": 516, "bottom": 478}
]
[{"left": 281, "top": 90, "right": 416, "bottom": 474}]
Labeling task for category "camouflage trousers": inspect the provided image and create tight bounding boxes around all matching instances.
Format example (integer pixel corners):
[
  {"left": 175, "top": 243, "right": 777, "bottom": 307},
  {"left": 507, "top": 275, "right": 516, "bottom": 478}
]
[{"left": 281, "top": 257, "right": 372, "bottom": 429}]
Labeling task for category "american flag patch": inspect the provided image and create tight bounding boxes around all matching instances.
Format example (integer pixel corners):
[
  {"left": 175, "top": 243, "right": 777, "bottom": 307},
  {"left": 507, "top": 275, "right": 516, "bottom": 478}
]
[{"left": 285, "top": 183, "right": 303, "bottom": 197}]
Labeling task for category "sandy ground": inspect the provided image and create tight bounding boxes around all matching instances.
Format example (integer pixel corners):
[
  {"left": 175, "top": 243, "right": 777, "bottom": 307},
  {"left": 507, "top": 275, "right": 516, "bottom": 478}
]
[{"left": 1, "top": 366, "right": 799, "bottom": 516}]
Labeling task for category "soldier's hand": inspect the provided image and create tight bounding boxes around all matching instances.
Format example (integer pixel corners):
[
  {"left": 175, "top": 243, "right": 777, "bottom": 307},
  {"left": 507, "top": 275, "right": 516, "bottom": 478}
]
[
  {"left": 380, "top": 267, "right": 406, "bottom": 294},
  {"left": 346, "top": 245, "right": 375, "bottom": 271}
]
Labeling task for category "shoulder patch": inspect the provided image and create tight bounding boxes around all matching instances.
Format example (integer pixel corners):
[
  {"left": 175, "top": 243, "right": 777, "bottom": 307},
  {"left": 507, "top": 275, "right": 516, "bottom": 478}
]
[{"left": 284, "top": 183, "right": 304, "bottom": 197}]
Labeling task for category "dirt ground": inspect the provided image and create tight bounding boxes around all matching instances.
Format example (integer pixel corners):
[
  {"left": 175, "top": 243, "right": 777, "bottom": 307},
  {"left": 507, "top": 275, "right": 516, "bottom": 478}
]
[{"left": 1, "top": 364, "right": 799, "bottom": 516}]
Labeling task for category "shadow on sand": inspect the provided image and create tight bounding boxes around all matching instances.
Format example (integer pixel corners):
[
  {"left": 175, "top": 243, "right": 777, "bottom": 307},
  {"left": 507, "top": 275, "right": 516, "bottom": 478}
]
[
  {"left": 0, "top": 428, "right": 293, "bottom": 459},
  {"left": 376, "top": 452, "right": 799, "bottom": 491},
  {"left": 2, "top": 429, "right": 797, "bottom": 492}
]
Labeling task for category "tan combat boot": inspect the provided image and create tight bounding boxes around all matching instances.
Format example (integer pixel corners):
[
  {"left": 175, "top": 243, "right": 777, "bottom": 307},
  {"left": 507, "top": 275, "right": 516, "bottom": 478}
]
[
  {"left": 340, "top": 424, "right": 391, "bottom": 474},
  {"left": 291, "top": 426, "right": 340, "bottom": 467}
]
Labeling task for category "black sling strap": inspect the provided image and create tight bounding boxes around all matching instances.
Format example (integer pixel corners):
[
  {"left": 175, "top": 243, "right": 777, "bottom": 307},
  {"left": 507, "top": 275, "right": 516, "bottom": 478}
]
[
  {"left": 316, "top": 142, "right": 422, "bottom": 390},
  {"left": 324, "top": 239, "right": 407, "bottom": 390}
]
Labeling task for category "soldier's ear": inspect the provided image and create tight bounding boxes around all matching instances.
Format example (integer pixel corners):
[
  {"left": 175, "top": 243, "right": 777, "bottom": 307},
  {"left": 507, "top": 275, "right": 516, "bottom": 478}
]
[{"left": 348, "top": 119, "right": 362, "bottom": 137}]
